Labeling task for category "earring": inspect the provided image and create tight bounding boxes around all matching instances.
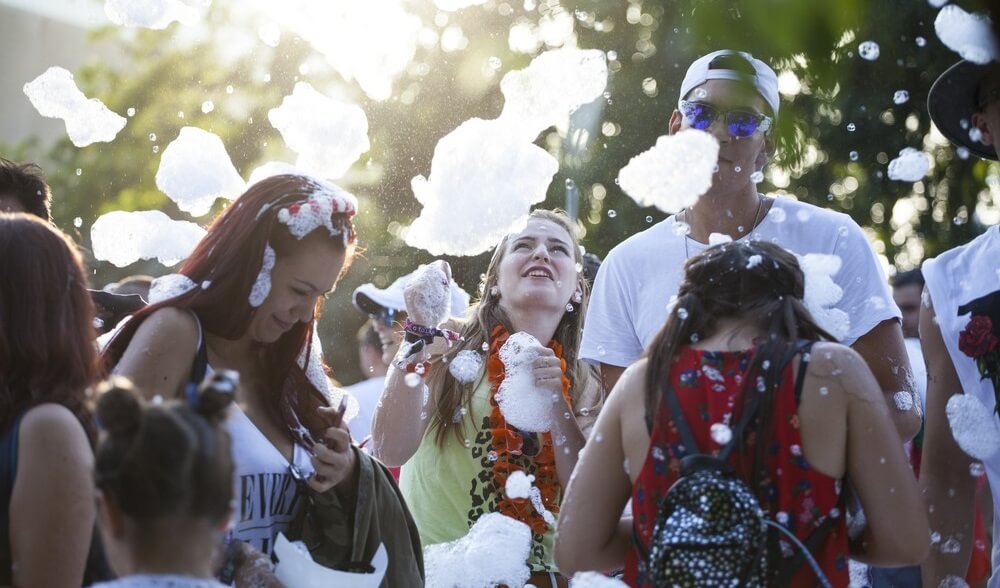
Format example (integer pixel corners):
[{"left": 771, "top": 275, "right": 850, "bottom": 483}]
[
  {"left": 490, "top": 285, "right": 499, "bottom": 297},
  {"left": 565, "top": 302, "right": 575, "bottom": 313},
  {"left": 572, "top": 290, "right": 583, "bottom": 303}
]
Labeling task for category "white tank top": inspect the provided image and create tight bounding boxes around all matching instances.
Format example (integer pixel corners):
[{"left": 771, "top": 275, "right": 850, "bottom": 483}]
[
  {"left": 922, "top": 226, "right": 1000, "bottom": 587},
  {"left": 225, "top": 403, "right": 315, "bottom": 554}
]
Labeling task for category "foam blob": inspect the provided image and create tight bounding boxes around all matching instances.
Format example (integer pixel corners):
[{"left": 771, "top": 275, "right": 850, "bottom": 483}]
[
  {"left": 91, "top": 210, "right": 206, "bottom": 267},
  {"left": 147, "top": 273, "right": 197, "bottom": 304},
  {"left": 946, "top": 393, "right": 1000, "bottom": 462},
  {"left": 23, "top": 66, "right": 127, "bottom": 148},
  {"left": 104, "top": 0, "right": 210, "bottom": 29},
  {"left": 424, "top": 513, "right": 532, "bottom": 588},
  {"left": 247, "top": 161, "right": 301, "bottom": 187},
  {"left": 406, "top": 263, "right": 452, "bottom": 326},
  {"left": 156, "top": 127, "right": 246, "bottom": 216},
  {"left": 571, "top": 572, "right": 629, "bottom": 587},
  {"left": 434, "top": 0, "right": 487, "bottom": 9},
  {"left": 797, "top": 253, "right": 850, "bottom": 341},
  {"left": 887, "top": 148, "right": 931, "bottom": 182},
  {"left": 504, "top": 470, "right": 534, "bottom": 499},
  {"left": 405, "top": 118, "right": 557, "bottom": 256},
  {"left": 617, "top": 130, "right": 720, "bottom": 213},
  {"left": 495, "top": 332, "right": 554, "bottom": 433},
  {"left": 498, "top": 48, "right": 607, "bottom": 141},
  {"left": 935, "top": 5, "right": 1000, "bottom": 64},
  {"left": 268, "top": 82, "right": 370, "bottom": 179},
  {"left": 248, "top": 244, "right": 276, "bottom": 307},
  {"left": 271, "top": 0, "right": 420, "bottom": 101},
  {"left": 449, "top": 351, "right": 484, "bottom": 384}
]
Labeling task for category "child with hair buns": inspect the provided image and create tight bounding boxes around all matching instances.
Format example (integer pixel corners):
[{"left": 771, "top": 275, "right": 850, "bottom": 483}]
[{"left": 91, "top": 373, "right": 277, "bottom": 588}]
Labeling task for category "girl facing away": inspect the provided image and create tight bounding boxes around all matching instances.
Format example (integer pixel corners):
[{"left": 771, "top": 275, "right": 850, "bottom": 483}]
[
  {"left": 555, "top": 240, "right": 929, "bottom": 587},
  {"left": 91, "top": 376, "right": 236, "bottom": 588},
  {"left": 0, "top": 213, "right": 101, "bottom": 587}
]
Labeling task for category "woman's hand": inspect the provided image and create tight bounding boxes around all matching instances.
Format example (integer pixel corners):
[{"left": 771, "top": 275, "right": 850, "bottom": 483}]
[
  {"left": 530, "top": 346, "right": 568, "bottom": 410},
  {"left": 307, "top": 410, "right": 357, "bottom": 494},
  {"left": 404, "top": 260, "right": 452, "bottom": 328}
]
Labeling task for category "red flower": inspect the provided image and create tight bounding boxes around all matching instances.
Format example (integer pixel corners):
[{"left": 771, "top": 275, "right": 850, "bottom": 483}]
[{"left": 959, "top": 316, "right": 999, "bottom": 358}]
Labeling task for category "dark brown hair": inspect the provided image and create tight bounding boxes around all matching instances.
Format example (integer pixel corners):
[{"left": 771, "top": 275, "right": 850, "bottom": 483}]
[
  {"left": 0, "top": 213, "right": 97, "bottom": 439},
  {"left": 643, "top": 240, "right": 834, "bottom": 487},
  {"left": 103, "top": 174, "right": 357, "bottom": 438},
  {"left": 94, "top": 376, "right": 233, "bottom": 523},
  {"left": 426, "top": 209, "right": 589, "bottom": 446},
  {"left": 0, "top": 158, "right": 52, "bottom": 222}
]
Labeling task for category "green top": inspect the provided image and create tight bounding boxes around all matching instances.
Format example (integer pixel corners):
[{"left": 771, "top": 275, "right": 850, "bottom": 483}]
[{"left": 399, "top": 374, "right": 558, "bottom": 572}]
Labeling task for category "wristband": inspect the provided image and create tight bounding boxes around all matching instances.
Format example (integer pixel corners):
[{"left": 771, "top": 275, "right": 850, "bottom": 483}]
[{"left": 403, "top": 318, "right": 462, "bottom": 344}]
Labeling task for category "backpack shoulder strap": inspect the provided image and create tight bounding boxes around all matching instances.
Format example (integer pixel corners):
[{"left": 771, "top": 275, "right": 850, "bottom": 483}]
[{"left": 792, "top": 340, "right": 816, "bottom": 407}]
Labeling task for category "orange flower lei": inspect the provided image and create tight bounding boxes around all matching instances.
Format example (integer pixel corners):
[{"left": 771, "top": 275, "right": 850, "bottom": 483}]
[{"left": 488, "top": 325, "right": 572, "bottom": 536}]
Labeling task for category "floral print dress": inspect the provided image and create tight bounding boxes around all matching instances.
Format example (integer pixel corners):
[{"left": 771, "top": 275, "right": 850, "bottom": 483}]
[{"left": 625, "top": 346, "right": 849, "bottom": 587}]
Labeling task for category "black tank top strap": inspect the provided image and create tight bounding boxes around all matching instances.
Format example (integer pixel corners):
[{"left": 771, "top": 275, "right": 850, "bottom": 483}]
[
  {"left": 0, "top": 413, "right": 26, "bottom": 585},
  {"left": 184, "top": 311, "right": 209, "bottom": 404}
]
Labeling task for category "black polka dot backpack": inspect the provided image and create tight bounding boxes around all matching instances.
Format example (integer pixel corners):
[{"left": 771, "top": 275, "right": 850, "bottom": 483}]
[{"left": 634, "top": 341, "right": 834, "bottom": 587}]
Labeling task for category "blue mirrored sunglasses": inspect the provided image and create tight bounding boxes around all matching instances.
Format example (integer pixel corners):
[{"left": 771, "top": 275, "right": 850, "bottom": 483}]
[
  {"left": 678, "top": 100, "right": 773, "bottom": 137},
  {"left": 371, "top": 307, "right": 396, "bottom": 327}
]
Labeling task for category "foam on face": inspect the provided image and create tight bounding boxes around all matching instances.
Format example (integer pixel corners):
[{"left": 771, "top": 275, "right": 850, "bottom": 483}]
[
  {"left": 268, "top": 82, "right": 370, "bottom": 179},
  {"left": 155, "top": 127, "right": 247, "bottom": 216},
  {"left": 23, "top": 67, "right": 127, "bottom": 148},
  {"left": 91, "top": 210, "right": 206, "bottom": 267},
  {"left": 617, "top": 130, "right": 720, "bottom": 213}
]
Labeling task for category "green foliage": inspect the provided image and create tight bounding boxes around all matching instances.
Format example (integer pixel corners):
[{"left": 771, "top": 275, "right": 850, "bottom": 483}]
[{"left": 19, "top": 0, "right": 999, "bottom": 383}]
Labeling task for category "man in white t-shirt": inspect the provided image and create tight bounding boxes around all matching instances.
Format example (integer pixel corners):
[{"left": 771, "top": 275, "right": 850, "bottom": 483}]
[
  {"left": 581, "top": 49, "right": 921, "bottom": 440},
  {"left": 919, "top": 54, "right": 1000, "bottom": 586}
]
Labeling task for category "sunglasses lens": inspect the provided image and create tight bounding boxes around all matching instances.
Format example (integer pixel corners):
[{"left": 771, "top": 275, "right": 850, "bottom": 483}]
[
  {"left": 682, "top": 102, "right": 715, "bottom": 130},
  {"left": 373, "top": 309, "right": 394, "bottom": 326},
  {"left": 726, "top": 112, "right": 761, "bottom": 137}
]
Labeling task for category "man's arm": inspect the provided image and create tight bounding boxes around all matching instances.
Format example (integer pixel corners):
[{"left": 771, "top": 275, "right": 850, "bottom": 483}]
[
  {"left": 918, "top": 292, "right": 976, "bottom": 586},
  {"left": 599, "top": 363, "right": 626, "bottom": 396},
  {"left": 850, "top": 318, "right": 922, "bottom": 442}
]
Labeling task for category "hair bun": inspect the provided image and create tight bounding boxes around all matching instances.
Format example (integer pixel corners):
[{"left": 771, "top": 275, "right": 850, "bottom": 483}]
[
  {"left": 196, "top": 370, "right": 237, "bottom": 422},
  {"left": 95, "top": 376, "right": 143, "bottom": 438}
]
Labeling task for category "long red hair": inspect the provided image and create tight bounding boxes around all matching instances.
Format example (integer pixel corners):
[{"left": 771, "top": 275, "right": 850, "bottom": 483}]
[
  {"left": 103, "top": 174, "right": 357, "bottom": 438},
  {"left": 0, "top": 213, "right": 98, "bottom": 440}
]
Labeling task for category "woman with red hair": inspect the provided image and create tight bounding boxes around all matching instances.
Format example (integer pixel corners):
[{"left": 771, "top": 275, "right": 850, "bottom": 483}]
[
  {"left": 0, "top": 213, "right": 100, "bottom": 587},
  {"left": 102, "top": 174, "right": 425, "bottom": 580}
]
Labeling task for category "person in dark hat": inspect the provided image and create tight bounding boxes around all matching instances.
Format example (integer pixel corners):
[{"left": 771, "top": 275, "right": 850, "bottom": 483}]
[{"left": 919, "top": 35, "right": 1000, "bottom": 587}]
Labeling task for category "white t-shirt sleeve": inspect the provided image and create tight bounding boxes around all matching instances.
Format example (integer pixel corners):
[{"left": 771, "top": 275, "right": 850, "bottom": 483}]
[
  {"left": 580, "top": 252, "right": 644, "bottom": 367},
  {"left": 831, "top": 219, "right": 900, "bottom": 346}
]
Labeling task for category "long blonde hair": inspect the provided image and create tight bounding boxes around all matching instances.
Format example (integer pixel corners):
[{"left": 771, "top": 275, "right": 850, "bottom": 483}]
[{"left": 426, "top": 209, "right": 589, "bottom": 446}]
